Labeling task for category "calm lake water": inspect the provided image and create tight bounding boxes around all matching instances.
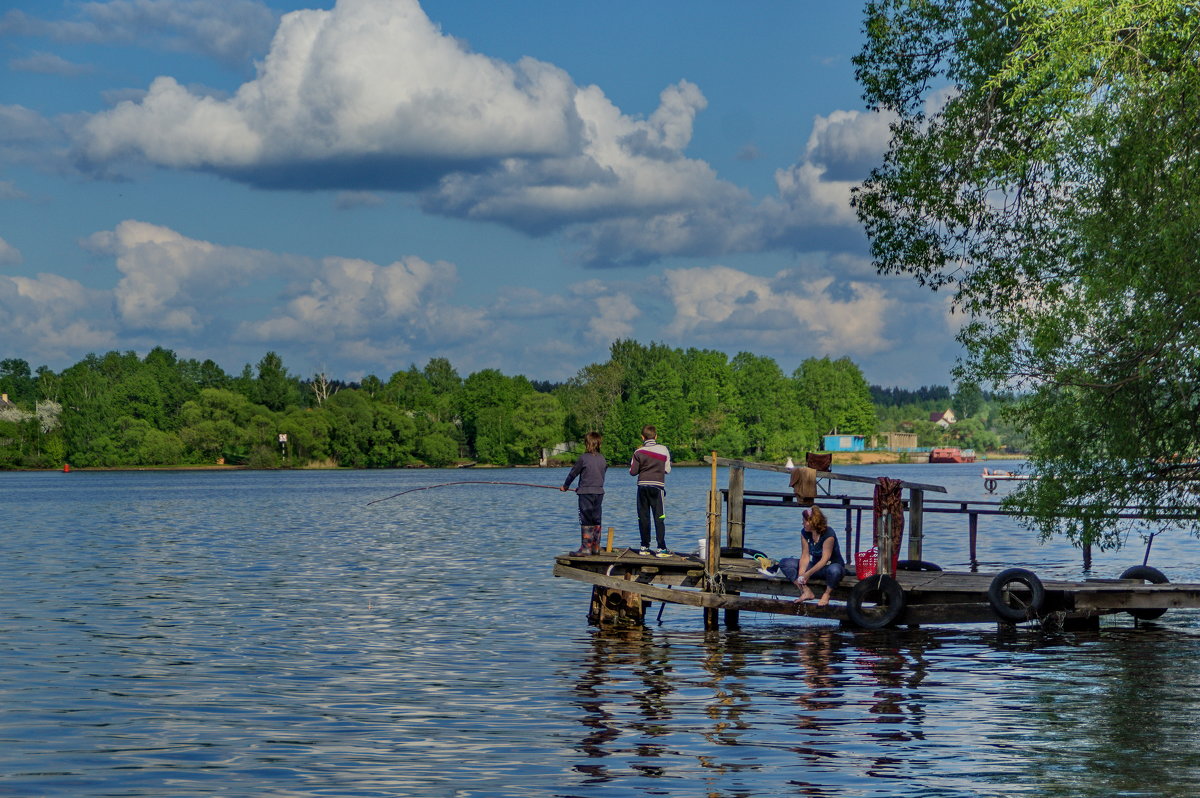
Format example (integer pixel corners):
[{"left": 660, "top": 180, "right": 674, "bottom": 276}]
[{"left": 3, "top": 464, "right": 1199, "bottom": 797}]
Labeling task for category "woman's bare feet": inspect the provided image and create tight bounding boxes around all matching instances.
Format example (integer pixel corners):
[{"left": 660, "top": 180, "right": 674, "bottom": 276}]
[
  {"left": 796, "top": 587, "right": 816, "bottom": 602},
  {"left": 817, "top": 591, "right": 832, "bottom": 607}
]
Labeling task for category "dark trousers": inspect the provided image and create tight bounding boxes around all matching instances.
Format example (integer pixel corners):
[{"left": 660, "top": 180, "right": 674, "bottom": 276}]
[
  {"left": 577, "top": 493, "right": 603, "bottom": 527},
  {"left": 636, "top": 485, "right": 666, "bottom": 548}
]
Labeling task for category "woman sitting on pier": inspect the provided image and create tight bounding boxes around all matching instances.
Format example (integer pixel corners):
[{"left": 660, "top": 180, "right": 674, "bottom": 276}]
[{"left": 779, "top": 506, "right": 846, "bottom": 606}]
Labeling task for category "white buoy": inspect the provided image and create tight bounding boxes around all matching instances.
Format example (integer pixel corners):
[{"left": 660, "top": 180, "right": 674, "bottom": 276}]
[{"left": 785, "top": 457, "right": 795, "bottom": 470}]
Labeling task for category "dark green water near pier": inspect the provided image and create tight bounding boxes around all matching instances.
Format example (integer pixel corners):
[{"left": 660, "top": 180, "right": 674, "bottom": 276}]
[{"left": 2, "top": 465, "right": 1198, "bottom": 797}]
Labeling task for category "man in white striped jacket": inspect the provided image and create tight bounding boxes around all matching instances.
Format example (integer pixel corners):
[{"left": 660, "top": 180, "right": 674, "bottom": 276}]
[{"left": 629, "top": 425, "right": 671, "bottom": 556}]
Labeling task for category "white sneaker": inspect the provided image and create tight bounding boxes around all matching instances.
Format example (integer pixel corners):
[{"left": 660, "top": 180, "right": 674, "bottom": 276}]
[{"left": 638, "top": 547, "right": 652, "bottom": 556}]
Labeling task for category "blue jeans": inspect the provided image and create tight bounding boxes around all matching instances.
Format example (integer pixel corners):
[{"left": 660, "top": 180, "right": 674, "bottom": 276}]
[{"left": 778, "top": 557, "right": 845, "bottom": 591}]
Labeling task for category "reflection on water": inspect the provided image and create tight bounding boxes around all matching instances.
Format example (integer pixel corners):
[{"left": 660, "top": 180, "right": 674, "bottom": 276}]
[
  {"left": 2, "top": 467, "right": 1200, "bottom": 797},
  {"left": 565, "top": 625, "right": 1200, "bottom": 798}
]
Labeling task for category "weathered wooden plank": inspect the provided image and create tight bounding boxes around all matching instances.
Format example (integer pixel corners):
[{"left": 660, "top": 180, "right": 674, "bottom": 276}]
[
  {"left": 555, "top": 563, "right": 836, "bottom": 615},
  {"left": 1072, "top": 584, "right": 1200, "bottom": 611},
  {"left": 557, "top": 558, "right": 1200, "bottom": 614},
  {"left": 557, "top": 564, "right": 1150, "bottom": 626}
]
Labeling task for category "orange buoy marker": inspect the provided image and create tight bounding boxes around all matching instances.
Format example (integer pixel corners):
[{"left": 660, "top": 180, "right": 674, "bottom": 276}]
[{"left": 63, "top": 463, "right": 70, "bottom": 472}]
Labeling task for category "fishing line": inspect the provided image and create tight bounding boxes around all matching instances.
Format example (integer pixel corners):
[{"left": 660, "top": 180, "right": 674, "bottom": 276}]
[{"left": 367, "top": 481, "right": 574, "bottom": 506}]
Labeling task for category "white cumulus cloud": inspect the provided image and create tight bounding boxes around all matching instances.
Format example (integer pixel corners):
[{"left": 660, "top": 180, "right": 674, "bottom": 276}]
[
  {"left": 69, "top": 0, "right": 898, "bottom": 266},
  {"left": 84, "top": 219, "right": 296, "bottom": 332},
  {"left": 1, "top": 0, "right": 278, "bottom": 69},
  {"left": 242, "top": 254, "right": 477, "bottom": 342},
  {"left": 664, "top": 264, "right": 894, "bottom": 355},
  {"left": 9, "top": 51, "right": 92, "bottom": 76},
  {"left": 0, "top": 236, "right": 23, "bottom": 266},
  {"left": 0, "top": 272, "right": 115, "bottom": 357},
  {"left": 79, "top": 0, "right": 580, "bottom": 182}
]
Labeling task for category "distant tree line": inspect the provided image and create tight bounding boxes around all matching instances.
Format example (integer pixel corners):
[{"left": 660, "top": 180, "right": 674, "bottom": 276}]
[
  {"left": 0, "top": 341, "right": 1016, "bottom": 470},
  {"left": 870, "top": 385, "right": 951, "bottom": 407},
  {"left": 871, "top": 380, "right": 1027, "bottom": 453}
]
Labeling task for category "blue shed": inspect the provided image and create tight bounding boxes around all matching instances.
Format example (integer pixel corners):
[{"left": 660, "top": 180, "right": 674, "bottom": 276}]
[{"left": 822, "top": 434, "right": 866, "bottom": 452}]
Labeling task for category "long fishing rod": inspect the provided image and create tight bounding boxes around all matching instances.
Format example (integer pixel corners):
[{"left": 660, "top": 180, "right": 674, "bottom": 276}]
[{"left": 367, "top": 481, "right": 574, "bottom": 506}]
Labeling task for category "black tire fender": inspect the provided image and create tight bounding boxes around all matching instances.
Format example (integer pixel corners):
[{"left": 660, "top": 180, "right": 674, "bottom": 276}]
[
  {"left": 1120, "top": 565, "right": 1169, "bottom": 620},
  {"left": 985, "top": 479, "right": 998, "bottom": 492},
  {"left": 987, "top": 568, "right": 1045, "bottom": 622},
  {"left": 847, "top": 574, "right": 906, "bottom": 629},
  {"left": 897, "top": 559, "right": 943, "bottom": 572}
]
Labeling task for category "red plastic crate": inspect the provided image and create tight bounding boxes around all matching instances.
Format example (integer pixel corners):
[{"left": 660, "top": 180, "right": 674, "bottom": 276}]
[{"left": 855, "top": 547, "right": 899, "bottom": 579}]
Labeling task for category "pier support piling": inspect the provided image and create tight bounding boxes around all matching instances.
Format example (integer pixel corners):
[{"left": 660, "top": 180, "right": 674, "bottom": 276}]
[
  {"left": 969, "top": 511, "right": 979, "bottom": 569},
  {"left": 908, "top": 489, "right": 925, "bottom": 561}
]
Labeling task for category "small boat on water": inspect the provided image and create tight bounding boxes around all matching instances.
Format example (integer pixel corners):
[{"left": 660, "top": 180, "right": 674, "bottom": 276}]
[
  {"left": 982, "top": 467, "right": 1033, "bottom": 492},
  {"left": 930, "top": 447, "right": 976, "bottom": 464}
]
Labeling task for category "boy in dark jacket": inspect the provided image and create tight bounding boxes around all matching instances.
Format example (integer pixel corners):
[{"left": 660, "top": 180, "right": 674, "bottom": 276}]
[{"left": 562, "top": 431, "right": 606, "bottom": 555}]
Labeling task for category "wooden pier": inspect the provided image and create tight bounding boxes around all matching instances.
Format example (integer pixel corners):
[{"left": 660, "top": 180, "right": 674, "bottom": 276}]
[
  {"left": 552, "top": 457, "right": 1200, "bottom": 630},
  {"left": 554, "top": 551, "right": 1198, "bottom": 629}
]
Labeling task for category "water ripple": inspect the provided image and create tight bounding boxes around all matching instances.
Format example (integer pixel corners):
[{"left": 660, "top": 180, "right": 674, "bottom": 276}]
[{"left": 3, "top": 468, "right": 1200, "bottom": 796}]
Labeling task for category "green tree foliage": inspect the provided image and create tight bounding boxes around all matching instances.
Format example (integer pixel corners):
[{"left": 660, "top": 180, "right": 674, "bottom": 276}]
[
  {"left": 179, "top": 388, "right": 274, "bottom": 463},
  {"left": 4, "top": 342, "right": 1025, "bottom": 470},
  {"left": 0, "top": 358, "right": 35, "bottom": 405},
  {"left": 280, "top": 407, "right": 333, "bottom": 463},
  {"left": 559, "top": 360, "right": 624, "bottom": 443},
  {"left": 461, "top": 369, "right": 535, "bottom": 465},
  {"left": 255, "top": 351, "right": 301, "bottom": 412},
  {"left": 323, "top": 389, "right": 418, "bottom": 467},
  {"left": 854, "top": 0, "right": 1200, "bottom": 546},
  {"left": 871, "top": 385, "right": 952, "bottom": 407},
  {"left": 679, "top": 348, "right": 741, "bottom": 458},
  {"left": 952, "top": 380, "right": 985, "bottom": 420},
  {"left": 724, "top": 352, "right": 792, "bottom": 458},
  {"left": 422, "top": 357, "right": 463, "bottom": 423},
  {"left": 0, "top": 406, "right": 31, "bottom": 467},
  {"left": 795, "top": 357, "right": 876, "bottom": 443},
  {"left": 510, "top": 392, "right": 567, "bottom": 464},
  {"left": 114, "top": 417, "right": 185, "bottom": 466}
]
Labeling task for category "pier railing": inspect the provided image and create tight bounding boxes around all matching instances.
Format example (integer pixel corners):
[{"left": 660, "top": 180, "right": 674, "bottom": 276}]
[
  {"left": 709, "top": 456, "right": 1200, "bottom": 572},
  {"left": 725, "top": 488, "right": 1200, "bottom": 570},
  {"left": 710, "top": 457, "right": 946, "bottom": 573}
]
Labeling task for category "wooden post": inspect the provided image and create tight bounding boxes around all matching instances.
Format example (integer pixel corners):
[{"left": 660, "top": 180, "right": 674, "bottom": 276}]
[
  {"left": 705, "top": 452, "right": 720, "bottom": 630},
  {"left": 908, "top": 488, "right": 924, "bottom": 562},
  {"left": 726, "top": 465, "right": 745, "bottom": 551},
  {"left": 842, "top": 498, "right": 852, "bottom": 563},
  {"left": 968, "top": 512, "right": 979, "bottom": 568},
  {"left": 854, "top": 508, "right": 862, "bottom": 556},
  {"left": 1083, "top": 542, "right": 1093, "bottom": 571},
  {"left": 722, "top": 459, "right": 742, "bottom": 629},
  {"left": 605, "top": 526, "right": 614, "bottom": 553}
]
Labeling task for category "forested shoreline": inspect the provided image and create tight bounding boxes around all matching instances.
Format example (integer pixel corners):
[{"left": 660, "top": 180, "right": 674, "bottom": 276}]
[{"left": 0, "top": 340, "right": 1018, "bottom": 470}]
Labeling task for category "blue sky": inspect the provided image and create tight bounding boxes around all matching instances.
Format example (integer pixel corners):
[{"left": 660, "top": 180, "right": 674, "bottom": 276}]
[{"left": 0, "top": 0, "right": 962, "bottom": 387}]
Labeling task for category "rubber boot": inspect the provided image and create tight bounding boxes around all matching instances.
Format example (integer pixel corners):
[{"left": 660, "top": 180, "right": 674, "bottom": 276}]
[
  {"left": 570, "top": 526, "right": 591, "bottom": 556},
  {"left": 589, "top": 525, "right": 603, "bottom": 554}
]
